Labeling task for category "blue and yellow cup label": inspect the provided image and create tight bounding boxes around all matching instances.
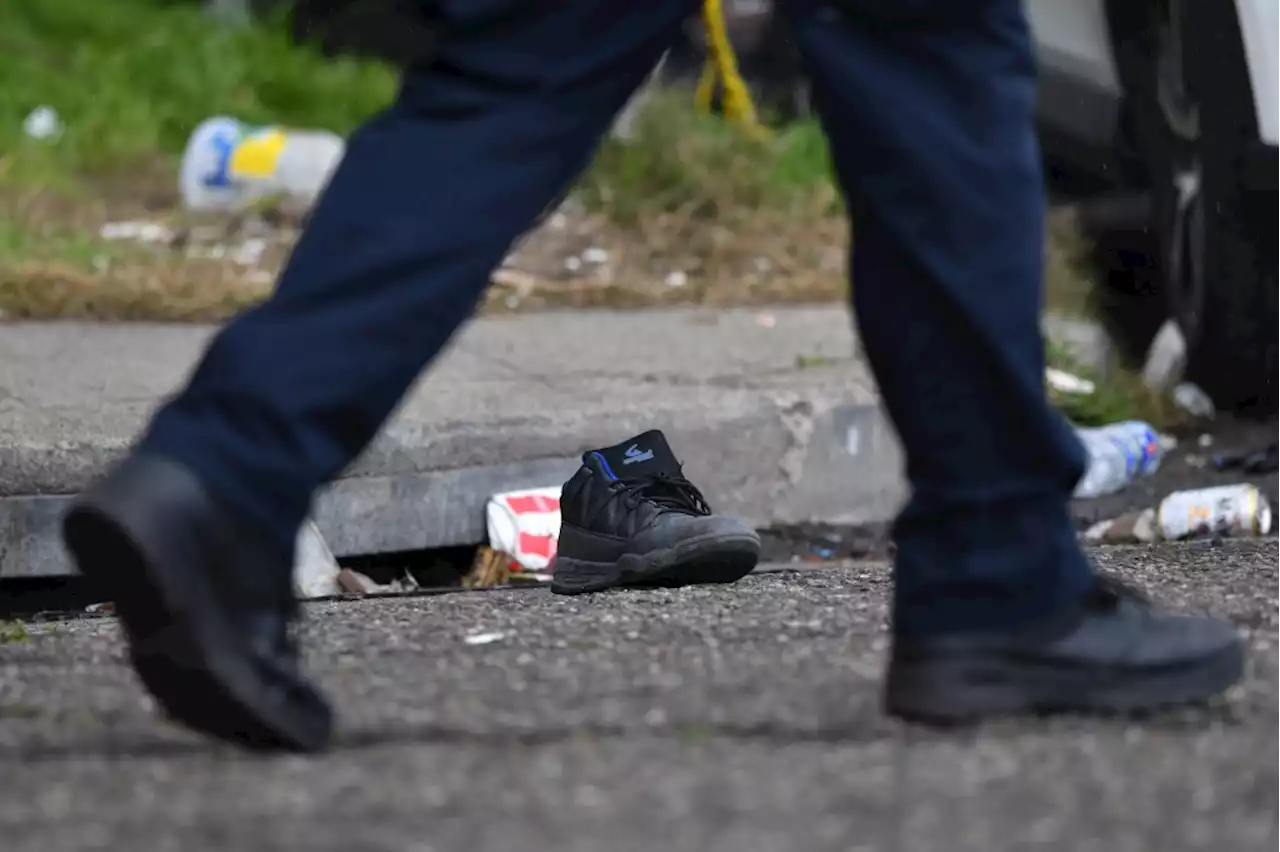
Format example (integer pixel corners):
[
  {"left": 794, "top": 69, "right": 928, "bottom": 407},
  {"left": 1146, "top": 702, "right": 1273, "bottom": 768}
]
[{"left": 203, "top": 123, "right": 287, "bottom": 188}]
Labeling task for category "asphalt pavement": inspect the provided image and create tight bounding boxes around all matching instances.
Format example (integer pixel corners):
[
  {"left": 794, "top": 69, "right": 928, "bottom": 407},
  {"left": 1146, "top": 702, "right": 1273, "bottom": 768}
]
[{"left": 1, "top": 541, "right": 1275, "bottom": 852}]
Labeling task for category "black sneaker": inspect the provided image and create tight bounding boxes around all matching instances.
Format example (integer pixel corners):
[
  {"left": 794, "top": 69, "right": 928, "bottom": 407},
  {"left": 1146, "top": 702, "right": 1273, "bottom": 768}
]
[
  {"left": 550, "top": 430, "right": 761, "bottom": 595},
  {"left": 885, "top": 576, "right": 1245, "bottom": 724}
]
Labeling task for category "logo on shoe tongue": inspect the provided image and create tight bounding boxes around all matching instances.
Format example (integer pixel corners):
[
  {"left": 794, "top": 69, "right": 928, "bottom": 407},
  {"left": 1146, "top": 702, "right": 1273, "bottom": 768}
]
[{"left": 622, "top": 444, "right": 655, "bottom": 465}]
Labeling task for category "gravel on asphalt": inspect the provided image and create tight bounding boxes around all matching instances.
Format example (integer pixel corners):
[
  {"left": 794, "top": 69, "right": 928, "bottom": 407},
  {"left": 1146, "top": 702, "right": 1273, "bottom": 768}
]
[{"left": 0, "top": 540, "right": 1275, "bottom": 852}]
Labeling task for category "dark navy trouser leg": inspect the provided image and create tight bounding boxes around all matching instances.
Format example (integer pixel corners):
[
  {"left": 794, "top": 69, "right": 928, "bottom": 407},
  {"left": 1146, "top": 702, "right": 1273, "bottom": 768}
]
[
  {"left": 785, "top": 0, "right": 1094, "bottom": 635},
  {"left": 141, "top": 0, "right": 694, "bottom": 557}
]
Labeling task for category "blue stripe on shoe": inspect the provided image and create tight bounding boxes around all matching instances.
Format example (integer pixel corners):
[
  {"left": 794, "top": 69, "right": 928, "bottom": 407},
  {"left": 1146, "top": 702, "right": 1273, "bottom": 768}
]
[{"left": 592, "top": 451, "right": 619, "bottom": 480}]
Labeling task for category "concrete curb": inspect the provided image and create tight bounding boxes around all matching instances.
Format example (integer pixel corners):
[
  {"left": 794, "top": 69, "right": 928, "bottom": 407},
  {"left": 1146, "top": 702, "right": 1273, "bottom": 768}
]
[
  {"left": 0, "top": 308, "right": 907, "bottom": 578},
  {"left": 0, "top": 400, "right": 904, "bottom": 578}
]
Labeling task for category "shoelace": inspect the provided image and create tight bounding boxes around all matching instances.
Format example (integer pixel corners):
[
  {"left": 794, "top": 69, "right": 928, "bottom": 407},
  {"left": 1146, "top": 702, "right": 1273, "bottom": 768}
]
[{"left": 617, "top": 470, "right": 712, "bottom": 516}]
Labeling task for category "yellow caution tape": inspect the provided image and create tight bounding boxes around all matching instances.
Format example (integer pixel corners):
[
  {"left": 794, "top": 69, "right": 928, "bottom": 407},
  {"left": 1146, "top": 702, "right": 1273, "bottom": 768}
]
[{"left": 696, "top": 0, "right": 771, "bottom": 139}]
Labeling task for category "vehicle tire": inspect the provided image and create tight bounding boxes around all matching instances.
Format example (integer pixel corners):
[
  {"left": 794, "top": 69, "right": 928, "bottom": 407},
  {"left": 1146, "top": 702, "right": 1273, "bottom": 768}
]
[
  {"left": 1095, "top": 0, "right": 1277, "bottom": 415},
  {"left": 1180, "top": 0, "right": 1278, "bottom": 415}
]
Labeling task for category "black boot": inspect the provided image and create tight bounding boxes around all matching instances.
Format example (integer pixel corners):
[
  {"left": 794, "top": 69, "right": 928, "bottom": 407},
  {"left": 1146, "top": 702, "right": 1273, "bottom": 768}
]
[
  {"left": 885, "top": 576, "right": 1245, "bottom": 724},
  {"left": 551, "top": 430, "right": 761, "bottom": 595},
  {"left": 62, "top": 455, "right": 333, "bottom": 752}
]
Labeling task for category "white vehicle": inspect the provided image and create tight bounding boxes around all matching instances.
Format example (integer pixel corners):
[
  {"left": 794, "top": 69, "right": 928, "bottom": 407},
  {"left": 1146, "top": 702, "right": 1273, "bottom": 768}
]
[{"left": 1030, "top": 0, "right": 1277, "bottom": 413}]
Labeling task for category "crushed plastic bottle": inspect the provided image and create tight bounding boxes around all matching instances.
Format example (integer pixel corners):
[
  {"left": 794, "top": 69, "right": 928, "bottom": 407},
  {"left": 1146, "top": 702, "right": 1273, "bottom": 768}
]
[
  {"left": 179, "top": 116, "right": 344, "bottom": 212},
  {"left": 1073, "top": 421, "right": 1166, "bottom": 499}
]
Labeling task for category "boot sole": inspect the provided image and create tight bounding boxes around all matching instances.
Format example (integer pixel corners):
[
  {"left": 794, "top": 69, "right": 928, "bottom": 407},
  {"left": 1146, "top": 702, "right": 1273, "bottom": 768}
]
[
  {"left": 550, "top": 532, "right": 761, "bottom": 595},
  {"left": 884, "top": 643, "right": 1246, "bottom": 725},
  {"left": 63, "top": 503, "right": 332, "bottom": 753}
]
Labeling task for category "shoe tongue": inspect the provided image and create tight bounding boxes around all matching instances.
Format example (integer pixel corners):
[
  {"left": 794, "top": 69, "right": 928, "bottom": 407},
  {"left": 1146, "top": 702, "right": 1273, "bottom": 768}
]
[{"left": 587, "top": 430, "right": 681, "bottom": 481}]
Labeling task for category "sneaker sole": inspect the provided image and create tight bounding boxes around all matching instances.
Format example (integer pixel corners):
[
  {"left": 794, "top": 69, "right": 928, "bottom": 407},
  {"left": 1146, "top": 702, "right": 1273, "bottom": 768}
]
[
  {"left": 549, "top": 532, "right": 761, "bottom": 595},
  {"left": 63, "top": 504, "right": 332, "bottom": 753},
  {"left": 884, "top": 643, "right": 1246, "bottom": 725}
]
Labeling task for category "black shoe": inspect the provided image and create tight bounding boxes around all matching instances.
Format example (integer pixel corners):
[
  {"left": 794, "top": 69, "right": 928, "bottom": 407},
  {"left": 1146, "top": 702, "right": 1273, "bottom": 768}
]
[
  {"left": 885, "top": 576, "right": 1245, "bottom": 724},
  {"left": 62, "top": 455, "right": 333, "bottom": 752},
  {"left": 550, "top": 430, "right": 761, "bottom": 595}
]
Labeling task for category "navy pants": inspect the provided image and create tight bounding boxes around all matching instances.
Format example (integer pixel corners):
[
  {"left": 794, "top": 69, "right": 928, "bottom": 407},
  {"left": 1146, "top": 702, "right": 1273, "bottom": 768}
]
[{"left": 141, "top": 0, "right": 1093, "bottom": 636}]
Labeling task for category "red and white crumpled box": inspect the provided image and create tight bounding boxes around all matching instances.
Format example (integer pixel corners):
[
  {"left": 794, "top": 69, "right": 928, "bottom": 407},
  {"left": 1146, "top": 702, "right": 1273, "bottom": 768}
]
[{"left": 486, "top": 486, "right": 562, "bottom": 572}]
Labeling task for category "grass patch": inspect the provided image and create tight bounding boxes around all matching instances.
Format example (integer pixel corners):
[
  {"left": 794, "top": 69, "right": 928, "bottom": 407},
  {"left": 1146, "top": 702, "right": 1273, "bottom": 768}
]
[
  {"left": 0, "top": 187, "right": 277, "bottom": 320},
  {"left": 565, "top": 88, "right": 847, "bottom": 308},
  {"left": 0, "top": 208, "right": 126, "bottom": 271},
  {"left": 0, "top": 0, "right": 396, "bottom": 182},
  {"left": 0, "top": 0, "right": 387, "bottom": 317},
  {"left": 0, "top": 620, "right": 30, "bottom": 644},
  {"left": 1048, "top": 341, "right": 1176, "bottom": 428},
  {"left": 584, "top": 90, "right": 837, "bottom": 225}
]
